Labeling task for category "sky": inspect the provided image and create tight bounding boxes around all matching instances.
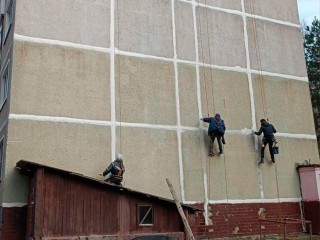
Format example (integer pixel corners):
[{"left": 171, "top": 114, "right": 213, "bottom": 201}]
[{"left": 297, "top": 0, "right": 320, "bottom": 25}]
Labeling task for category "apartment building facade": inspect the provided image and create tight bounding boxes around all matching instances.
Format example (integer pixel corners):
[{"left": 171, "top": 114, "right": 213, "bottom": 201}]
[{"left": 0, "top": 0, "right": 319, "bottom": 239}]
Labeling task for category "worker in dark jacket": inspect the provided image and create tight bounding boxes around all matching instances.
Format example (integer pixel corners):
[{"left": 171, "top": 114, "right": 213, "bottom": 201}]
[
  {"left": 254, "top": 119, "right": 277, "bottom": 164},
  {"left": 201, "top": 113, "right": 226, "bottom": 157},
  {"left": 103, "top": 154, "right": 125, "bottom": 185}
]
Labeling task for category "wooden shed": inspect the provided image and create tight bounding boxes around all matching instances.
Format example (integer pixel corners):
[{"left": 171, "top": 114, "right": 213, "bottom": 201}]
[{"left": 15, "top": 160, "right": 200, "bottom": 240}]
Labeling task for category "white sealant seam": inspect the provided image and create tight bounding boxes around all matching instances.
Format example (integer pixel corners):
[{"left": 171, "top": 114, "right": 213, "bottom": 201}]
[
  {"left": 241, "top": 0, "right": 255, "bottom": 134},
  {"left": 171, "top": 0, "right": 185, "bottom": 202},
  {"left": 177, "top": 0, "right": 300, "bottom": 28},
  {"left": 9, "top": 114, "right": 112, "bottom": 126},
  {"left": 14, "top": 34, "right": 309, "bottom": 83},
  {"left": 208, "top": 197, "right": 301, "bottom": 204},
  {"left": 249, "top": 69, "right": 308, "bottom": 82},
  {"left": 226, "top": 128, "right": 317, "bottom": 139},
  {"left": 119, "top": 121, "right": 193, "bottom": 131},
  {"left": 192, "top": 0, "right": 209, "bottom": 225},
  {"left": 119, "top": 50, "right": 308, "bottom": 82},
  {"left": 183, "top": 200, "right": 203, "bottom": 205},
  {"left": 2, "top": 202, "right": 27, "bottom": 207},
  {"left": 276, "top": 133, "right": 317, "bottom": 140},
  {"left": 110, "top": 0, "right": 116, "bottom": 161},
  {"left": 9, "top": 114, "right": 317, "bottom": 140},
  {"left": 14, "top": 34, "right": 112, "bottom": 54},
  {"left": 247, "top": 13, "right": 300, "bottom": 28},
  {"left": 241, "top": 0, "right": 264, "bottom": 200}
]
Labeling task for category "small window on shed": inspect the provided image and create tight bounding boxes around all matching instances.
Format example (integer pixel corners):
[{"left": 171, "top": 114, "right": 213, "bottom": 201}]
[{"left": 138, "top": 205, "right": 153, "bottom": 226}]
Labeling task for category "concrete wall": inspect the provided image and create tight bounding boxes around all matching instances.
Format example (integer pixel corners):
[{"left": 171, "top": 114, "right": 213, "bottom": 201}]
[{"left": 4, "top": 0, "right": 319, "bottom": 226}]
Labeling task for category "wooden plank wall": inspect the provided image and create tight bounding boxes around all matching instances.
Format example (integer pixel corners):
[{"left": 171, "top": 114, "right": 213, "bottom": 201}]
[
  {"left": 34, "top": 169, "right": 185, "bottom": 238},
  {"left": 42, "top": 170, "right": 118, "bottom": 237}
]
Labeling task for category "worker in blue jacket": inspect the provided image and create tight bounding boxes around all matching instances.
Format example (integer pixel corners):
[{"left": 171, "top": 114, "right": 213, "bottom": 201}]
[
  {"left": 254, "top": 119, "right": 277, "bottom": 164},
  {"left": 201, "top": 113, "right": 226, "bottom": 157},
  {"left": 103, "top": 154, "right": 125, "bottom": 185}
]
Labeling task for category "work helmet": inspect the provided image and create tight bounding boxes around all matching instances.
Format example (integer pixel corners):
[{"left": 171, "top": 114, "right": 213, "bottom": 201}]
[{"left": 116, "top": 153, "right": 123, "bottom": 162}]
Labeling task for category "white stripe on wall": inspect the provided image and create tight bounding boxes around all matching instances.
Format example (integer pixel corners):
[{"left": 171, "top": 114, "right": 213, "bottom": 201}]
[
  {"left": 241, "top": 0, "right": 264, "bottom": 199},
  {"left": 8, "top": 114, "right": 317, "bottom": 140},
  {"left": 178, "top": 0, "right": 301, "bottom": 28},
  {"left": 2, "top": 202, "right": 27, "bottom": 207},
  {"left": 192, "top": 0, "right": 209, "bottom": 225},
  {"left": 171, "top": 0, "right": 186, "bottom": 203},
  {"left": 110, "top": 0, "right": 116, "bottom": 161},
  {"left": 14, "top": 34, "right": 308, "bottom": 83}
]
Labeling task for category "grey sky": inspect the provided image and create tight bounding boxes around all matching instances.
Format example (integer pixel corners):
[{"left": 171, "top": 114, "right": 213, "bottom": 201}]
[{"left": 297, "top": 0, "right": 320, "bottom": 25}]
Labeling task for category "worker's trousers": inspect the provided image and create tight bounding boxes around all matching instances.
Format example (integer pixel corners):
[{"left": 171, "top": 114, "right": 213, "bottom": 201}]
[
  {"left": 261, "top": 137, "right": 274, "bottom": 161},
  {"left": 209, "top": 133, "right": 223, "bottom": 154},
  {"left": 105, "top": 175, "right": 123, "bottom": 186}
]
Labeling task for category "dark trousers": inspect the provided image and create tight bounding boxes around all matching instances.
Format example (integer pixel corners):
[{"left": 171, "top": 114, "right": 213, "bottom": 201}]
[
  {"left": 209, "top": 133, "right": 223, "bottom": 154},
  {"left": 105, "top": 175, "right": 123, "bottom": 185},
  {"left": 261, "top": 138, "right": 274, "bottom": 160}
]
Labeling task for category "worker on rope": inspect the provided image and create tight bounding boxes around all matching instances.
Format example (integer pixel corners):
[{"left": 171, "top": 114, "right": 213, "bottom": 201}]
[
  {"left": 201, "top": 113, "right": 226, "bottom": 157},
  {"left": 253, "top": 119, "right": 277, "bottom": 164},
  {"left": 102, "top": 153, "right": 125, "bottom": 185}
]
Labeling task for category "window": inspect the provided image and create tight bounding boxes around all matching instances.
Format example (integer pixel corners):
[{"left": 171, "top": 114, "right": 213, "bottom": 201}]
[
  {"left": 0, "top": 62, "right": 9, "bottom": 110},
  {"left": 4, "top": 0, "right": 13, "bottom": 39},
  {"left": 138, "top": 205, "right": 153, "bottom": 226},
  {"left": 0, "top": 137, "right": 4, "bottom": 180},
  {"left": 0, "top": 15, "right": 3, "bottom": 49}
]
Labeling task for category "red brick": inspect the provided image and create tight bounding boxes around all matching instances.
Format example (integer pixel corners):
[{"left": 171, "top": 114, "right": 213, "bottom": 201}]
[
  {"left": 1, "top": 206, "right": 27, "bottom": 240},
  {"left": 191, "top": 202, "right": 303, "bottom": 238}
]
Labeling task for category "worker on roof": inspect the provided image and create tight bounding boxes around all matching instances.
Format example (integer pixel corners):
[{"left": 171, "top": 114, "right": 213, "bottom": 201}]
[
  {"left": 253, "top": 119, "right": 277, "bottom": 164},
  {"left": 201, "top": 113, "right": 226, "bottom": 157},
  {"left": 102, "top": 154, "right": 125, "bottom": 185}
]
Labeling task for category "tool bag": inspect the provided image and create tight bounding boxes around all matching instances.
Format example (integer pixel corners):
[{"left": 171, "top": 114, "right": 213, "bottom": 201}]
[{"left": 273, "top": 140, "right": 279, "bottom": 154}]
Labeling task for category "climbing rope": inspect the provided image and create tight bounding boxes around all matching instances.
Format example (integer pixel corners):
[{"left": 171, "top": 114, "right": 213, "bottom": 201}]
[
  {"left": 222, "top": 145, "right": 230, "bottom": 239},
  {"left": 221, "top": 100, "right": 230, "bottom": 239},
  {"left": 197, "top": 1, "right": 210, "bottom": 117},
  {"left": 249, "top": 1, "right": 282, "bottom": 233},
  {"left": 204, "top": 0, "right": 215, "bottom": 114},
  {"left": 274, "top": 162, "right": 281, "bottom": 219},
  {"left": 248, "top": 0, "right": 268, "bottom": 120},
  {"left": 201, "top": 2, "right": 230, "bottom": 236}
]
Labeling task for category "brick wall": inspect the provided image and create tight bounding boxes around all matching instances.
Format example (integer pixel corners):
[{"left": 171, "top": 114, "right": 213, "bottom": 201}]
[
  {"left": 190, "top": 202, "right": 303, "bottom": 239},
  {"left": 1, "top": 206, "right": 27, "bottom": 240}
]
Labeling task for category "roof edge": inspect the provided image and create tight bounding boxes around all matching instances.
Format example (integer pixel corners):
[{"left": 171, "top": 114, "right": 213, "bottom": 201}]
[{"left": 15, "top": 160, "right": 203, "bottom": 212}]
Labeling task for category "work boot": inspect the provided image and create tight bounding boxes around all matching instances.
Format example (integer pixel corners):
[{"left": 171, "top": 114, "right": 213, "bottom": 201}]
[{"left": 258, "top": 159, "right": 264, "bottom": 164}]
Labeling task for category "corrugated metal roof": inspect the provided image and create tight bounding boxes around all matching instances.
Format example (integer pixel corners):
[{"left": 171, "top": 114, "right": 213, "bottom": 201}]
[{"left": 16, "top": 160, "right": 202, "bottom": 212}]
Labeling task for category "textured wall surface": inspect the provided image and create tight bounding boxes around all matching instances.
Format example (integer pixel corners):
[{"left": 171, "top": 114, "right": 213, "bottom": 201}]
[{"left": 4, "top": 0, "right": 320, "bottom": 234}]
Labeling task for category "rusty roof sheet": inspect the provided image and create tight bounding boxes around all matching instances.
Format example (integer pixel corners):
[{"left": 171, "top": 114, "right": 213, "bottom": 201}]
[{"left": 16, "top": 160, "right": 202, "bottom": 212}]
